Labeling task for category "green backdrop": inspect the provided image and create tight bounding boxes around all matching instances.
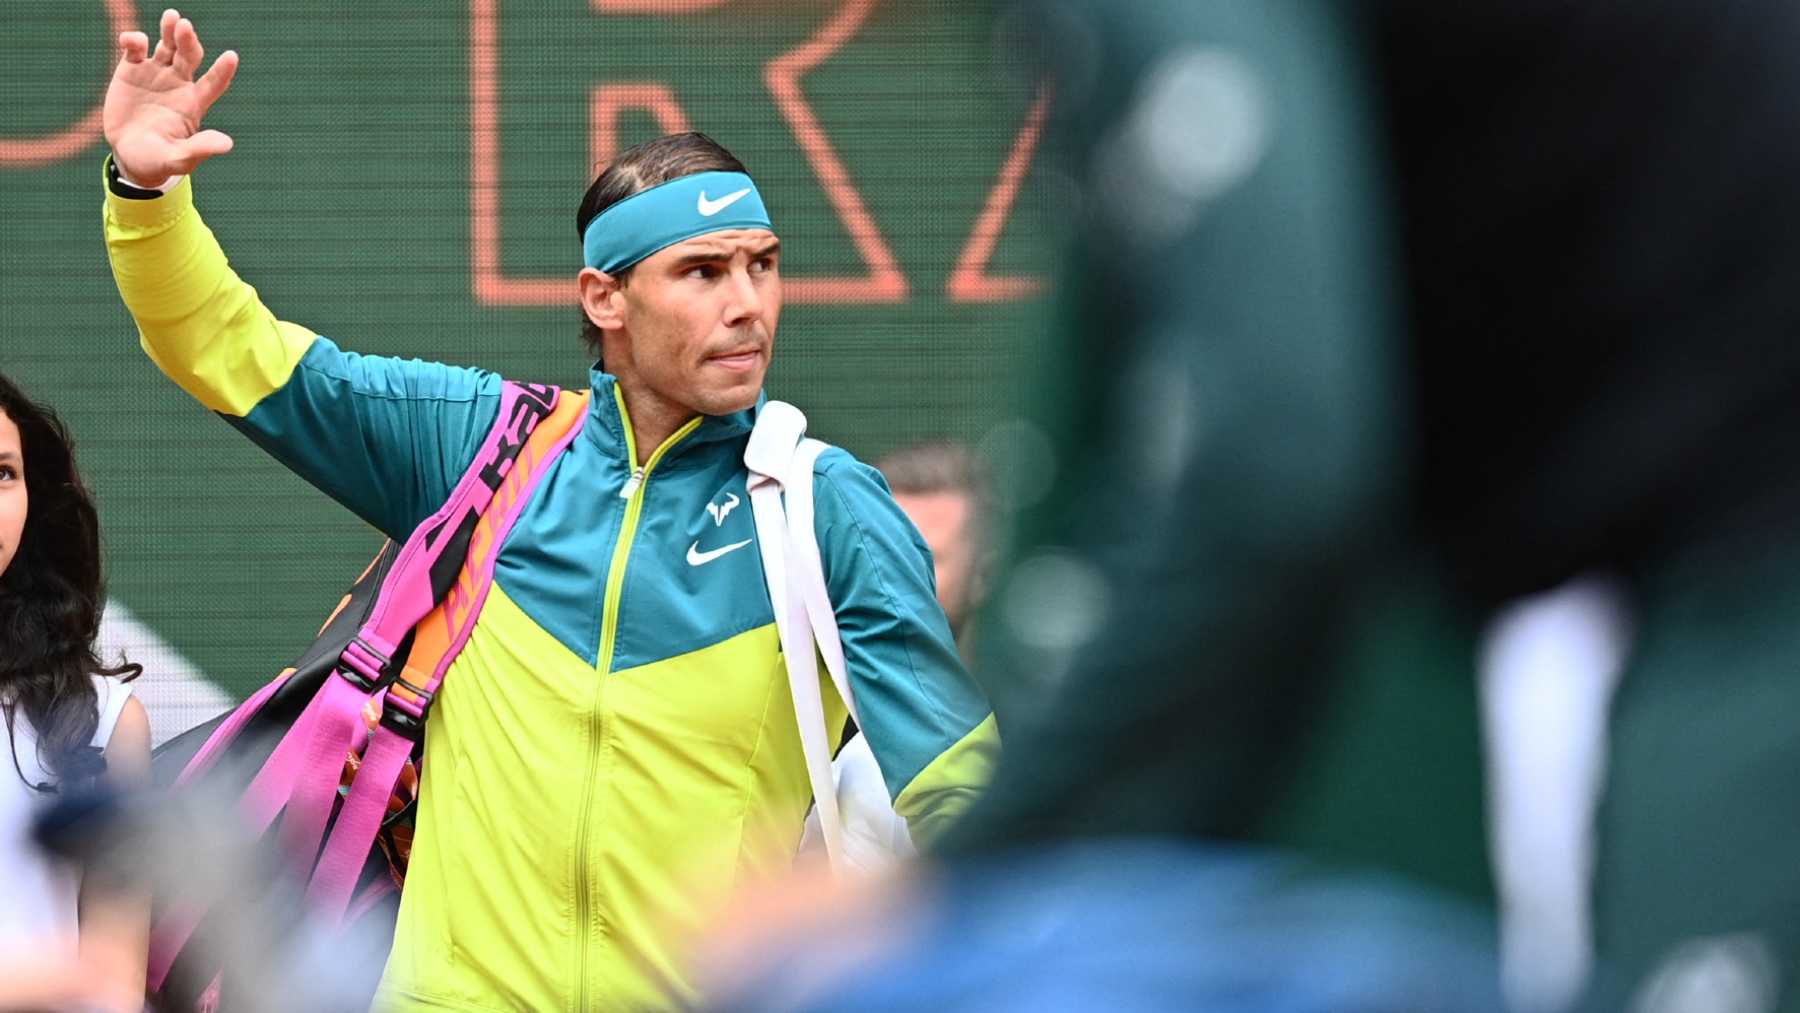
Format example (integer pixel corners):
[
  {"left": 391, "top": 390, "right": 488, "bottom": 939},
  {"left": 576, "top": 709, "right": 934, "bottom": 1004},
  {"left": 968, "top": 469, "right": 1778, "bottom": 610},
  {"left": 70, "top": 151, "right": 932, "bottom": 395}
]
[{"left": 0, "top": 0, "right": 1050, "bottom": 702}]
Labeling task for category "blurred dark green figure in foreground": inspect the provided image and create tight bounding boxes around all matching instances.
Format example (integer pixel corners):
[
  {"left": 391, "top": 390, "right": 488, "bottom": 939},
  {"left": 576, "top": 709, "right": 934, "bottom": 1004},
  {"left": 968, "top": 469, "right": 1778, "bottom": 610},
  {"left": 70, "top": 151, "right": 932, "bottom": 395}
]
[
  {"left": 951, "top": 0, "right": 1417, "bottom": 858},
  {"left": 942, "top": 0, "right": 1800, "bottom": 1010}
]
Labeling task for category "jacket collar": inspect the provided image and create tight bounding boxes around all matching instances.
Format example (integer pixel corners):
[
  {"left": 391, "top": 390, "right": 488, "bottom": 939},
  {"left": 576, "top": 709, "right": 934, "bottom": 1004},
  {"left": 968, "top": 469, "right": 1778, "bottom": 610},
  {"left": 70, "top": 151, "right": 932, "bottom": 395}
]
[{"left": 583, "top": 364, "right": 763, "bottom": 467}]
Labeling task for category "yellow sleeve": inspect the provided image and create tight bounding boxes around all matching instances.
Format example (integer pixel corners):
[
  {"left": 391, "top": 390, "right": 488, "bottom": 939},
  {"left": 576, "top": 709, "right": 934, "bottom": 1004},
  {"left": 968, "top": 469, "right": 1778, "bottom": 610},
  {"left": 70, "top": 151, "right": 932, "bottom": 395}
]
[
  {"left": 103, "top": 169, "right": 316, "bottom": 417},
  {"left": 892, "top": 714, "right": 1001, "bottom": 849}
]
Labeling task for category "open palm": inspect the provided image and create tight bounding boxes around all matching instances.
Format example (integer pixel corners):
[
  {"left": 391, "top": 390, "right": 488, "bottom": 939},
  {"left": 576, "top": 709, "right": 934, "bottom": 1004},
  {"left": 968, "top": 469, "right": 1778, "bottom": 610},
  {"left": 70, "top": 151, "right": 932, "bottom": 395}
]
[{"left": 103, "top": 8, "right": 239, "bottom": 188}]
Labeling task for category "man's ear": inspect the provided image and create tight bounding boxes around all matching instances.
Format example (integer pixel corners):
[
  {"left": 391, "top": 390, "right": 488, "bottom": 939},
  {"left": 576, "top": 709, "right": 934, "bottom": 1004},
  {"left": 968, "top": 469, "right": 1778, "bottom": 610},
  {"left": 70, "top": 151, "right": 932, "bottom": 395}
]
[{"left": 579, "top": 267, "right": 627, "bottom": 331}]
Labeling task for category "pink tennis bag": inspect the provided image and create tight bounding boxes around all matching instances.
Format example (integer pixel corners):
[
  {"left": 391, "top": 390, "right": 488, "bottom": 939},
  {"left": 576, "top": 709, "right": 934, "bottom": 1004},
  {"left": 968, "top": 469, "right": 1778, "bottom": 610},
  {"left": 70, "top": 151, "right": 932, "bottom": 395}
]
[{"left": 145, "top": 381, "right": 588, "bottom": 1011}]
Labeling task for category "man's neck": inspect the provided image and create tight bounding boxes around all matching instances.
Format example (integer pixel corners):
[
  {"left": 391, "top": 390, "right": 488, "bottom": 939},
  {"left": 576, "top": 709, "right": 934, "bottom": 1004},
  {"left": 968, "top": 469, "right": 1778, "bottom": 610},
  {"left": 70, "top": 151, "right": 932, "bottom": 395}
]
[{"left": 615, "top": 381, "right": 697, "bottom": 467}]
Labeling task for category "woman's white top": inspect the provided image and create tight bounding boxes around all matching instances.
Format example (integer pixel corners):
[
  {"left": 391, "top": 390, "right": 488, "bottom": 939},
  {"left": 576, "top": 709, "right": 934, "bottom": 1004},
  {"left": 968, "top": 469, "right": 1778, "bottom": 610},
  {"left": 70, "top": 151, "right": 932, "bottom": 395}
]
[{"left": 0, "top": 675, "right": 135, "bottom": 948}]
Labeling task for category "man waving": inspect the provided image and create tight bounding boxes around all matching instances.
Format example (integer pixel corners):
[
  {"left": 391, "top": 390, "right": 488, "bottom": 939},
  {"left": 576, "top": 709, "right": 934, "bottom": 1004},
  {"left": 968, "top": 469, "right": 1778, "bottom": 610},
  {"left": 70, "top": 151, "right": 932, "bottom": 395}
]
[{"left": 103, "top": 10, "right": 997, "bottom": 1010}]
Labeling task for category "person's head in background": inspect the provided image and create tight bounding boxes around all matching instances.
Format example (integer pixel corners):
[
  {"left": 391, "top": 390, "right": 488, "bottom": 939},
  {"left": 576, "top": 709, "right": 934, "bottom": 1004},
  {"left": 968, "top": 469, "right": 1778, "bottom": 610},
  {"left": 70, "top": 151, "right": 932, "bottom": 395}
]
[
  {"left": 875, "top": 440, "right": 995, "bottom": 649},
  {"left": 0, "top": 371, "right": 139, "bottom": 790}
]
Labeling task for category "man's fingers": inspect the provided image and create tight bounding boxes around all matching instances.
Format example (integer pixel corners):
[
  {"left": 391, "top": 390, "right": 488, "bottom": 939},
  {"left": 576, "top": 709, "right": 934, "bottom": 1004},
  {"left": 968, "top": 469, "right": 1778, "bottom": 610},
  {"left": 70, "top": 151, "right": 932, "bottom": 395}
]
[
  {"left": 170, "top": 16, "right": 203, "bottom": 78},
  {"left": 194, "top": 50, "right": 239, "bottom": 108},
  {"left": 153, "top": 8, "right": 179, "bottom": 65},
  {"left": 117, "top": 31, "right": 149, "bottom": 63},
  {"left": 164, "top": 129, "right": 235, "bottom": 175},
  {"left": 132, "top": 128, "right": 237, "bottom": 181},
  {"left": 107, "top": 6, "right": 237, "bottom": 175},
  {"left": 183, "top": 129, "right": 234, "bottom": 163}
]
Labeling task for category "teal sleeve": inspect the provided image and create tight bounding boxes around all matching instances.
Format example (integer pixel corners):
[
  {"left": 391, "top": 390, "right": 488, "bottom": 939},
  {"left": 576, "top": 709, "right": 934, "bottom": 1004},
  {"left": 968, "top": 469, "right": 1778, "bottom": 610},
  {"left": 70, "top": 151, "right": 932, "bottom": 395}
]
[
  {"left": 810, "top": 449, "right": 997, "bottom": 837},
  {"left": 227, "top": 336, "right": 504, "bottom": 539}
]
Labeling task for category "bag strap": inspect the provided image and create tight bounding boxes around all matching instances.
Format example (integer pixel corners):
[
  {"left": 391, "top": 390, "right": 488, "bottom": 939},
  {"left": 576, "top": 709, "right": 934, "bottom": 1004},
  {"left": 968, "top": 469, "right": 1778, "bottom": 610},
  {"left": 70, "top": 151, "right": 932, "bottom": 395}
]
[
  {"left": 783, "top": 437, "right": 857, "bottom": 727},
  {"left": 745, "top": 401, "right": 861, "bottom": 872},
  {"left": 358, "top": 382, "right": 570, "bottom": 660},
  {"left": 183, "top": 383, "right": 564, "bottom": 798},
  {"left": 305, "top": 386, "right": 590, "bottom": 926},
  {"left": 151, "top": 382, "right": 583, "bottom": 988},
  {"left": 261, "top": 382, "right": 574, "bottom": 878}
]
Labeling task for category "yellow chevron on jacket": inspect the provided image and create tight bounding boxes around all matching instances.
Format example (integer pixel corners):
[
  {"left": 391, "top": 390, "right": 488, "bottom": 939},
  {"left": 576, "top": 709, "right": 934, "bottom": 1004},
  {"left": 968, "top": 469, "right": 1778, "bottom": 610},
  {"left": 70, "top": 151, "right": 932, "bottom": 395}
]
[{"left": 379, "top": 581, "right": 839, "bottom": 1010}]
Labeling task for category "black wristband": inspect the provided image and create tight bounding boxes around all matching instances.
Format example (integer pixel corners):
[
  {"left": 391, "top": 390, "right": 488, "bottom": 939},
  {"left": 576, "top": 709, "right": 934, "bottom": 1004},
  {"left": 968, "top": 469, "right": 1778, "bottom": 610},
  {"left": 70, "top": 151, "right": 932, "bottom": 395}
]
[{"left": 106, "top": 156, "right": 166, "bottom": 200}]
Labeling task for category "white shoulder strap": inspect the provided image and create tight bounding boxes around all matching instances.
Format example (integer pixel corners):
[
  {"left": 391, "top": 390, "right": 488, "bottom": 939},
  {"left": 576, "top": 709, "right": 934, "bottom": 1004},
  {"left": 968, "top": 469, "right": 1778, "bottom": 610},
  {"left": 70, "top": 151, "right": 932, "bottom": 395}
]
[
  {"left": 784, "top": 436, "right": 858, "bottom": 727},
  {"left": 745, "top": 400, "right": 857, "bottom": 871},
  {"left": 744, "top": 400, "right": 808, "bottom": 482}
]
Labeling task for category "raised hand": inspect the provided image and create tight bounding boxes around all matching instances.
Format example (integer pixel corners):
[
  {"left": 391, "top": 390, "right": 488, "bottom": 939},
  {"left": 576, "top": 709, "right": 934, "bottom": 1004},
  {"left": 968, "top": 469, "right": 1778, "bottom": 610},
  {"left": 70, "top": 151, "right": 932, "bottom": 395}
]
[{"left": 103, "top": 8, "right": 239, "bottom": 189}]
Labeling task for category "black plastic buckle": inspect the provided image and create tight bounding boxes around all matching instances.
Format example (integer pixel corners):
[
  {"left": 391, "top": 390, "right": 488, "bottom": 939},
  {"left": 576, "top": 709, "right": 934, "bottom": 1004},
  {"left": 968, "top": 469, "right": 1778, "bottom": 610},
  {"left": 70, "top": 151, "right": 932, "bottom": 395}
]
[
  {"left": 336, "top": 637, "right": 392, "bottom": 693},
  {"left": 379, "top": 680, "right": 435, "bottom": 742}
]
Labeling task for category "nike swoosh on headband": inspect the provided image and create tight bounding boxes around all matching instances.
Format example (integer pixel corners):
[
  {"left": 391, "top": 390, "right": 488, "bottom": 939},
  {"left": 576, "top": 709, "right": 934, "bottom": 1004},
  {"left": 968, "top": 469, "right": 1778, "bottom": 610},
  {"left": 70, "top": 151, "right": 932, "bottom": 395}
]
[{"left": 697, "top": 188, "right": 753, "bottom": 216}]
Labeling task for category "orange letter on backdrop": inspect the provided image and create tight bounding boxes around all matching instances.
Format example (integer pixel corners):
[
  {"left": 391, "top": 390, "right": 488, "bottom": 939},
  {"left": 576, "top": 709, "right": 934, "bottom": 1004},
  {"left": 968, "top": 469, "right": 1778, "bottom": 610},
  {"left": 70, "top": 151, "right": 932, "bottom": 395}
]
[
  {"left": 468, "top": 0, "right": 548, "bottom": 304},
  {"left": 591, "top": 0, "right": 731, "bottom": 9},
  {"left": 762, "top": 0, "right": 906, "bottom": 303},
  {"left": 0, "top": 0, "right": 137, "bottom": 167},
  {"left": 472, "top": 1, "right": 700, "bottom": 304},
  {"left": 591, "top": 84, "right": 690, "bottom": 169},
  {"left": 946, "top": 79, "right": 1051, "bottom": 303},
  {"left": 471, "top": 0, "right": 1042, "bottom": 306}
]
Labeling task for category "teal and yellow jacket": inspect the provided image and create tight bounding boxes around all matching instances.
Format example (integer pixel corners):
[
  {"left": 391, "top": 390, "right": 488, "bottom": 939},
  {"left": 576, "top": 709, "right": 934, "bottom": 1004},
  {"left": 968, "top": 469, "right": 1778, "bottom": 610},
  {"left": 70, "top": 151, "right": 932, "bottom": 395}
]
[{"left": 105, "top": 176, "right": 998, "bottom": 1011}]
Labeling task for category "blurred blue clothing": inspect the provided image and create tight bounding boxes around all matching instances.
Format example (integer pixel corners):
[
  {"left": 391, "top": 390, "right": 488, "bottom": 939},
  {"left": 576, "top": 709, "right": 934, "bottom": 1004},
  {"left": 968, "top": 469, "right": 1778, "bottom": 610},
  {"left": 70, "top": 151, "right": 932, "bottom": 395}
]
[{"left": 720, "top": 838, "right": 1507, "bottom": 1013}]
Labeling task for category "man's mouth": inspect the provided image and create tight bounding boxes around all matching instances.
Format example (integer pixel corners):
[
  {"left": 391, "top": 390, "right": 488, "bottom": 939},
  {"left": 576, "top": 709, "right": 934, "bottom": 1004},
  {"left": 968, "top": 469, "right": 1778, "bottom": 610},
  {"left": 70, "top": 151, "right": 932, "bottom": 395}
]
[{"left": 707, "top": 348, "right": 762, "bottom": 372}]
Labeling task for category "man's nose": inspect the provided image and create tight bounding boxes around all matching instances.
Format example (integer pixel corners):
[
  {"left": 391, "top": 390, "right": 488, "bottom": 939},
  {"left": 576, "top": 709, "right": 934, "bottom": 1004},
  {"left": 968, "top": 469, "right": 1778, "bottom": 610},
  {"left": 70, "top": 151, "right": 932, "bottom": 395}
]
[{"left": 722, "top": 266, "right": 764, "bottom": 327}]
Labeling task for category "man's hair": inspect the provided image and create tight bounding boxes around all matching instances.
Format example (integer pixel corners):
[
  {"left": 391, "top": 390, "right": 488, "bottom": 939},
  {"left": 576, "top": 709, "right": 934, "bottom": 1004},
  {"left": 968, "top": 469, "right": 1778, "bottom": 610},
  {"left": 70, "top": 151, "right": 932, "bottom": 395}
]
[{"left": 575, "top": 132, "right": 750, "bottom": 362}]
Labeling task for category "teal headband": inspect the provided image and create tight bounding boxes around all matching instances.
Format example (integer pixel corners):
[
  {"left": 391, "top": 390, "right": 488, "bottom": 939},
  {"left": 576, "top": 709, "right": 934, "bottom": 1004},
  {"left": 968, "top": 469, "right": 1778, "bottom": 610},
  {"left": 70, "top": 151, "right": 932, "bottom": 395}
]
[{"left": 581, "top": 171, "right": 773, "bottom": 274}]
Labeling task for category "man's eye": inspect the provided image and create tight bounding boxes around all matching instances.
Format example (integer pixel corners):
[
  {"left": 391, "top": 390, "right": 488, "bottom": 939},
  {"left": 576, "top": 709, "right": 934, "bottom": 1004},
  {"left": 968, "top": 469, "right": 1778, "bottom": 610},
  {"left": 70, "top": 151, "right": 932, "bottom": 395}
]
[{"left": 688, "top": 264, "right": 719, "bottom": 279}]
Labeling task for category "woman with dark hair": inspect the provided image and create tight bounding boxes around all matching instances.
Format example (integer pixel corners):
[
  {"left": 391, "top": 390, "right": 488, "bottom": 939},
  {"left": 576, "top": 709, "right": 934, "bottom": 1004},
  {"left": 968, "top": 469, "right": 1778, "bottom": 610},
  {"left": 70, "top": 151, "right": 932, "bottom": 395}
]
[{"left": 0, "top": 371, "right": 150, "bottom": 1012}]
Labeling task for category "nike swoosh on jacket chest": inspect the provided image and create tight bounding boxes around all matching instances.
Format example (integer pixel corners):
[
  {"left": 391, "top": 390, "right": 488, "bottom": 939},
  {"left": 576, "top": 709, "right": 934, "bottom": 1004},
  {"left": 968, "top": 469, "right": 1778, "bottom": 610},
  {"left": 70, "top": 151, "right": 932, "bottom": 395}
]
[{"left": 490, "top": 439, "right": 775, "bottom": 671}]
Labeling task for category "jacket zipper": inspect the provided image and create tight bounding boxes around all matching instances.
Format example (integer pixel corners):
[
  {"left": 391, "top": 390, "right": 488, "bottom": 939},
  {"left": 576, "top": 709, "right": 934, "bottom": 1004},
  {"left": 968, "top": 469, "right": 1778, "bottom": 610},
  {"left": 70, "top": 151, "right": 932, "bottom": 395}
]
[{"left": 573, "top": 389, "right": 703, "bottom": 1010}]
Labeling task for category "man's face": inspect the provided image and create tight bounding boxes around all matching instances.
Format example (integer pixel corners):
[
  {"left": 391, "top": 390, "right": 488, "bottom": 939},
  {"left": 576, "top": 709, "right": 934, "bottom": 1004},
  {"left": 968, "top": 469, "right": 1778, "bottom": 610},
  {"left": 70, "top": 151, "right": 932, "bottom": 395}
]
[
  {"left": 893, "top": 491, "right": 977, "bottom": 629},
  {"left": 584, "top": 227, "right": 782, "bottom": 419},
  {"left": 0, "top": 411, "right": 27, "bottom": 580}
]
